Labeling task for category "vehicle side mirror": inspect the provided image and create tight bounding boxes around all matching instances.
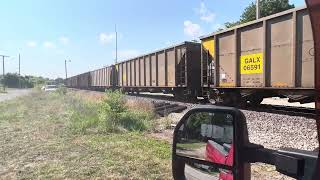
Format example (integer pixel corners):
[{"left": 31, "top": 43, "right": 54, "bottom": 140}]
[
  {"left": 172, "top": 105, "right": 250, "bottom": 180},
  {"left": 172, "top": 105, "right": 318, "bottom": 180}
]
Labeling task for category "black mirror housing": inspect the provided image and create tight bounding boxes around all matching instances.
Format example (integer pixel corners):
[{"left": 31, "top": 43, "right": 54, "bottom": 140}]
[{"left": 172, "top": 105, "right": 249, "bottom": 180}]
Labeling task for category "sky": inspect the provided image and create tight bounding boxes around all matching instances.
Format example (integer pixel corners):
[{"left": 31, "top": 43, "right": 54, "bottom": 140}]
[{"left": 0, "top": 0, "right": 306, "bottom": 79}]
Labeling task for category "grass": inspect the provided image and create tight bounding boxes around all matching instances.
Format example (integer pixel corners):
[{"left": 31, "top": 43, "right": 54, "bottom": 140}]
[
  {"left": 69, "top": 90, "right": 155, "bottom": 133},
  {"left": 0, "top": 87, "right": 7, "bottom": 93},
  {"left": 0, "top": 89, "right": 172, "bottom": 179}
]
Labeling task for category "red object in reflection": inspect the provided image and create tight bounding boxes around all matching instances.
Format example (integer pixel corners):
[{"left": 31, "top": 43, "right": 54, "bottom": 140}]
[
  {"left": 205, "top": 140, "right": 234, "bottom": 180},
  {"left": 219, "top": 170, "right": 234, "bottom": 180},
  {"left": 205, "top": 140, "right": 234, "bottom": 166}
]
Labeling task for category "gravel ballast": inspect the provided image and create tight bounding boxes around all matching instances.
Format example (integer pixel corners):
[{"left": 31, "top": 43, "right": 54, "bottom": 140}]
[{"left": 125, "top": 94, "right": 318, "bottom": 151}]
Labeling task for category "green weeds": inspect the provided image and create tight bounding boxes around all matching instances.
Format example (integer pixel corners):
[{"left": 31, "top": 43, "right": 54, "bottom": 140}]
[{"left": 69, "top": 90, "right": 155, "bottom": 133}]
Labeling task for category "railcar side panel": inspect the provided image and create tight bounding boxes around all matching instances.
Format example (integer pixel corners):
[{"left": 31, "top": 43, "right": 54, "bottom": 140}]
[
  {"left": 127, "top": 61, "right": 131, "bottom": 87},
  {"left": 167, "top": 48, "right": 176, "bottom": 87},
  {"left": 119, "top": 63, "right": 123, "bottom": 86},
  {"left": 130, "top": 60, "right": 135, "bottom": 86},
  {"left": 140, "top": 57, "right": 145, "bottom": 86},
  {"left": 158, "top": 51, "right": 166, "bottom": 87},
  {"left": 239, "top": 23, "right": 264, "bottom": 87},
  {"left": 217, "top": 31, "right": 237, "bottom": 87},
  {"left": 151, "top": 54, "right": 157, "bottom": 86},
  {"left": 269, "top": 14, "right": 294, "bottom": 88},
  {"left": 123, "top": 62, "right": 127, "bottom": 86},
  {"left": 297, "top": 10, "right": 314, "bottom": 88},
  {"left": 145, "top": 56, "right": 151, "bottom": 86},
  {"left": 135, "top": 58, "right": 140, "bottom": 86}
]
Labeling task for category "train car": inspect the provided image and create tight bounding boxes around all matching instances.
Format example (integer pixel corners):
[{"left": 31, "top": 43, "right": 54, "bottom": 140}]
[
  {"left": 66, "top": 75, "right": 78, "bottom": 88},
  {"left": 65, "top": 72, "right": 90, "bottom": 89},
  {"left": 77, "top": 72, "right": 91, "bottom": 89},
  {"left": 201, "top": 6, "right": 315, "bottom": 105},
  {"left": 90, "top": 65, "right": 116, "bottom": 91},
  {"left": 115, "top": 41, "right": 201, "bottom": 99}
]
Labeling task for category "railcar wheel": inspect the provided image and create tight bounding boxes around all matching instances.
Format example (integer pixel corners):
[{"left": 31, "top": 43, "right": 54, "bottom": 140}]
[{"left": 215, "top": 92, "right": 242, "bottom": 107}]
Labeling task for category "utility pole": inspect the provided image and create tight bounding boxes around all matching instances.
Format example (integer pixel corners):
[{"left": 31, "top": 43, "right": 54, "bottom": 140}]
[
  {"left": 115, "top": 24, "right": 118, "bottom": 63},
  {"left": 0, "top": 54, "right": 9, "bottom": 91},
  {"left": 256, "top": 0, "right": 260, "bottom": 20},
  {"left": 65, "top": 59, "right": 71, "bottom": 79},
  {"left": 19, "top": 53, "right": 21, "bottom": 75}
]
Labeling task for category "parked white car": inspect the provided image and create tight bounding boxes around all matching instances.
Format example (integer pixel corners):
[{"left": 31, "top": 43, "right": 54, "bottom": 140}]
[{"left": 43, "top": 85, "right": 58, "bottom": 92}]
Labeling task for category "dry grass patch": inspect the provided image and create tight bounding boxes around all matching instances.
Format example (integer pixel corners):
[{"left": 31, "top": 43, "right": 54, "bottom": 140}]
[{"left": 0, "top": 89, "right": 172, "bottom": 179}]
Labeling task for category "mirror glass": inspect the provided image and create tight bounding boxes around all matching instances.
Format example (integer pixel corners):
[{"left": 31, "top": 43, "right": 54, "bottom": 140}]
[{"left": 176, "top": 111, "right": 234, "bottom": 179}]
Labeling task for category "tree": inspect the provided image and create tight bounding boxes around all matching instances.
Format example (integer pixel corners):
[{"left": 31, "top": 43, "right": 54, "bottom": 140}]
[
  {"left": 0, "top": 73, "right": 51, "bottom": 88},
  {"left": 54, "top": 78, "right": 64, "bottom": 85},
  {"left": 224, "top": 0, "right": 295, "bottom": 28}
]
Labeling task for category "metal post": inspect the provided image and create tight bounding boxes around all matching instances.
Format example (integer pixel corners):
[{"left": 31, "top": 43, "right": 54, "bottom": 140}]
[
  {"left": 65, "top": 59, "right": 71, "bottom": 79},
  {"left": 2, "top": 56, "right": 4, "bottom": 79},
  {"left": 256, "top": 0, "right": 260, "bottom": 20},
  {"left": 115, "top": 24, "right": 118, "bottom": 63},
  {"left": 19, "top": 53, "right": 20, "bottom": 75},
  {"left": 0, "top": 55, "right": 9, "bottom": 91},
  {"left": 65, "top": 60, "right": 67, "bottom": 79}
]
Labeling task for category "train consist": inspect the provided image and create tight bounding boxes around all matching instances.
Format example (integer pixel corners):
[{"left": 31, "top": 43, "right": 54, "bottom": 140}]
[{"left": 66, "top": 6, "right": 315, "bottom": 106}]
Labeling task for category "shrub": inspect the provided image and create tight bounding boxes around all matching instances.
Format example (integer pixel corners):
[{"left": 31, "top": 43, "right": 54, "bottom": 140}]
[
  {"left": 56, "top": 85, "right": 67, "bottom": 95},
  {"left": 69, "top": 90, "right": 155, "bottom": 134},
  {"left": 98, "top": 90, "right": 154, "bottom": 132}
]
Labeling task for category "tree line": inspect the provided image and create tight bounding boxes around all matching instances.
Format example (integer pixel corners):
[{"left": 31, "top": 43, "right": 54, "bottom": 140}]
[
  {"left": 0, "top": 73, "right": 63, "bottom": 88},
  {"left": 222, "top": 0, "right": 295, "bottom": 29}
]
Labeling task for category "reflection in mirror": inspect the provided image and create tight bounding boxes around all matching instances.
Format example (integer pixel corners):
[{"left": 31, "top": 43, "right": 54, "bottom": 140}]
[
  {"left": 176, "top": 112, "right": 234, "bottom": 179},
  {"left": 184, "top": 163, "right": 233, "bottom": 180}
]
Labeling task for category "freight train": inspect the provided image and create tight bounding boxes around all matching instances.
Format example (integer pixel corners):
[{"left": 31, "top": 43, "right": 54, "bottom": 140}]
[{"left": 65, "top": 6, "right": 315, "bottom": 106}]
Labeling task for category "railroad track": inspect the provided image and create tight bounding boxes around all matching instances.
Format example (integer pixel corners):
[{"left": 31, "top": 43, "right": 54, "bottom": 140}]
[
  {"left": 70, "top": 88, "right": 317, "bottom": 118},
  {"left": 126, "top": 93, "right": 317, "bottom": 118},
  {"left": 243, "top": 104, "right": 317, "bottom": 119},
  {"left": 153, "top": 102, "right": 187, "bottom": 117}
]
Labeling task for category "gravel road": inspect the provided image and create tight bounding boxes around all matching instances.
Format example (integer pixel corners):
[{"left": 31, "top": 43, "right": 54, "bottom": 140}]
[{"left": 0, "top": 89, "right": 33, "bottom": 102}]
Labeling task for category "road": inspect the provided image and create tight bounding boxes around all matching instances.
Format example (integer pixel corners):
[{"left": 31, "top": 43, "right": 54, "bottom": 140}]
[
  {"left": 0, "top": 88, "right": 33, "bottom": 102},
  {"left": 185, "top": 165, "right": 219, "bottom": 180}
]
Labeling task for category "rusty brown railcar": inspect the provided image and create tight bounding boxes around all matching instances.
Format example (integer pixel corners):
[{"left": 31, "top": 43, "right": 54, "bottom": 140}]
[
  {"left": 65, "top": 75, "right": 78, "bottom": 88},
  {"left": 90, "top": 65, "right": 116, "bottom": 91},
  {"left": 77, "top": 72, "right": 91, "bottom": 89},
  {"left": 115, "top": 41, "right": 201, "bottom": 98},
  {"left": 65, "top": 72, "right": 90, "bottom": 89},
  {"left": 201, "top": 7, "right": 315, "bottom": 105}
]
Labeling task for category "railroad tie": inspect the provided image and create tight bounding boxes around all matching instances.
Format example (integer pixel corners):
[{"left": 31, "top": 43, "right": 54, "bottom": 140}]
[{"left": 152, "top": 102, "right": 187, "bottom": 117}]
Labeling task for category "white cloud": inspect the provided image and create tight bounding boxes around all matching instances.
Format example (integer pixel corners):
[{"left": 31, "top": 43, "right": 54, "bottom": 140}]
[
  {"left": 59, "top": 36, "right": 69, "bottom": 45},
  {"left": 212, "top": 23, "right": 223, "bottom": 31},
  {"left": 113, "top": 49, "right": 140, "bottom": 60},
  {"left": 196, "top": 2, "right": 216, "bottom": 23},
  {"left": 165, "top": 41, "right": 172, "bottom": 46},
  {"left": 99, "top": 32, "right": 116, "bottom": 45},
  {"left": 26, "top": 41, "right": 37, "bottom": 48},
  {"left": 43, "top": 41, "right": 56, "bottom": 49},
  {"left": 183, "top": 20, "right": 202, "bottom": 38}
]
